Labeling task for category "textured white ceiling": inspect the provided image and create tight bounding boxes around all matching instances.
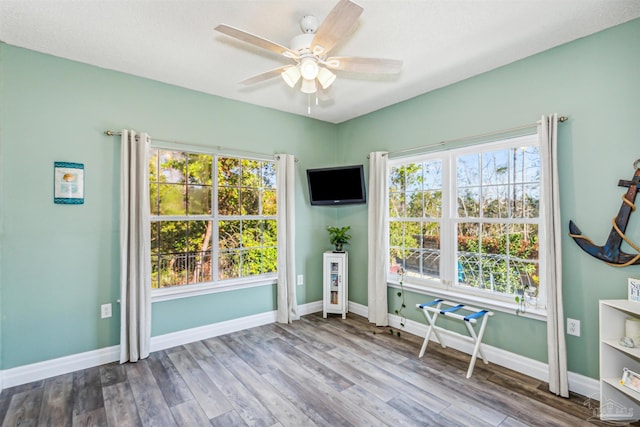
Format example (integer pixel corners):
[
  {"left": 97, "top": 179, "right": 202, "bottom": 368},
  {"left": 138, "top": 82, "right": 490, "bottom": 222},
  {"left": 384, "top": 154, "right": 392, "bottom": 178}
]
[{"left": 1, "top": 0, "right": 639, "bottom": 123}]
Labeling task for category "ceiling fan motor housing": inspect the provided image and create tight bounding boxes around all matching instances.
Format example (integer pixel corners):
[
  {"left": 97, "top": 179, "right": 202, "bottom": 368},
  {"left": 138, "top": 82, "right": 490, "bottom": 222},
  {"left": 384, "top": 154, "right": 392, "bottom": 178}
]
[{"left": 290, "top": 33, "right": 315, "bottom": 53}]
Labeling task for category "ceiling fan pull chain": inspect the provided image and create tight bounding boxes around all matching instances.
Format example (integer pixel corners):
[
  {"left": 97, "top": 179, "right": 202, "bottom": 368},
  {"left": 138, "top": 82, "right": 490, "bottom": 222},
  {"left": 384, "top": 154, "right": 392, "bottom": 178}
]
[{"left": 307, "top": 94, "right": 311, "bottom": 115}]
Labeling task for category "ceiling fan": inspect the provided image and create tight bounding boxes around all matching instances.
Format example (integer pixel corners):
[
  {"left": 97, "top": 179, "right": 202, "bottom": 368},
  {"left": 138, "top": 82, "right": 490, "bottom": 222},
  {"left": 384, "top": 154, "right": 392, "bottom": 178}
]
[{"left": 214, "top": 0, "right": 402, "bottom": 98}]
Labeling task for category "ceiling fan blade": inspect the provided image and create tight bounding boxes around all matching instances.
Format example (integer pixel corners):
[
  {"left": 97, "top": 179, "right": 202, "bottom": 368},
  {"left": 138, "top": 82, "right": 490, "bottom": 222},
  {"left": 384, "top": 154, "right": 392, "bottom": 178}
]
[
  {"left": 240, "top": 66, "right": 290, "bottom": 85},
  {"left": 311, "top": 0, "right": 363, "bottom": 56},
  {"left": 325, "top": 57, "right": 403, "bottom": 74},
  {"left": 215, "top": 24, "right": 298, "bottom": 59}
]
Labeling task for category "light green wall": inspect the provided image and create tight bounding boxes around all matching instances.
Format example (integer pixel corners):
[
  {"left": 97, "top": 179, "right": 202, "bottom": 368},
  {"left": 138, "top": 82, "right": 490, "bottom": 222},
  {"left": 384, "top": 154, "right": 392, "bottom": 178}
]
[
  {"left": 1, "top": 18, "right": 639, "bottom": 379},
  {"left": 337, "top": 18, "right": 640, "bottom": 378},
  {"left": 0, "top": 44, "right": 338, "bottom": 368}
]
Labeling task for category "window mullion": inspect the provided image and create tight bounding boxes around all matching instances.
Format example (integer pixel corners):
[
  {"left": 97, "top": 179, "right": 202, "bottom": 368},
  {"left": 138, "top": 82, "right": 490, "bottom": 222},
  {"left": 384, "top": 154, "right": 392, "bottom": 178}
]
[
  {"left": 441, "top": 151, "right": 454, "bottom": 287},
  {"left": 212, "top": 154, "right": 219, "bottom": 283}
]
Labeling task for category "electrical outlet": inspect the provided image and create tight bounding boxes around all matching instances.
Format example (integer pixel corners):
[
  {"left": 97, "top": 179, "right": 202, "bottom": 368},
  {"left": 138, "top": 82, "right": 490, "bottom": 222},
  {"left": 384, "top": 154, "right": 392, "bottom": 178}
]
[
  {"left": 101, "top": 303, "right": 112, "bottom": 319},
  {"left": 567, "top": 318, "right": 580, "bottom": 337},
  {"left": 297, "top": 274, "right": 304, "bottom": 286}
]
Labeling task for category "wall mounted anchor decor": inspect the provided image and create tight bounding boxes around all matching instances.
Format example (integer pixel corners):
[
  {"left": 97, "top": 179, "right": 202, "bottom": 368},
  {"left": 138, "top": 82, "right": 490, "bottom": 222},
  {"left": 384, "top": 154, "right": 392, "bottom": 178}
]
[{"left": 569, "top": 159, "right": 640, "bottom": 267}]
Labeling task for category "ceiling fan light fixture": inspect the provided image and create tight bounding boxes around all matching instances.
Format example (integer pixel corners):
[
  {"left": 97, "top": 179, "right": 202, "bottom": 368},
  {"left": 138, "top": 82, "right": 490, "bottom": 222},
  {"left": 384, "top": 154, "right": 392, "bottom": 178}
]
[
  {"left": 299, "top": 58, "right": 319, "bottom": 80},
  {"left": 281, "top": 66, "right": 301, "bottom": 87},
  {"left": 317, "top": 67, "right": 336, "bottom": 89},
  {"left": 300, "top": 78, "right": 317, "bottom": 94}
]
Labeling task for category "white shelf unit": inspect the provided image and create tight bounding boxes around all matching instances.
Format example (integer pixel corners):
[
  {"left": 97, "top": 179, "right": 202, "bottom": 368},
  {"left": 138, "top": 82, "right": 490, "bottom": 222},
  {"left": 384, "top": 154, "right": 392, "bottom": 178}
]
[
  {"left": 323, "top": 251, "right": 348, "bottom": 319},
  {"left": 599, "top": 299, "right": 640, "bottom": 421}
]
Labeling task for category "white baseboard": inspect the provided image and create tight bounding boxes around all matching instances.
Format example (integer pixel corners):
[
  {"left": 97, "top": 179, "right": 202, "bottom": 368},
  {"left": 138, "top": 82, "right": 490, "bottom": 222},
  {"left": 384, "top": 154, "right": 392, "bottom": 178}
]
[
  {"left": 348, "top": 300, "right": 369, "bottom": 317},
  {"left": 299, "top": 300, "right": 323, "bottom": 316},
  {"left": 0, "top": 301, "right": 324, "bottom": 390},
  {"left": 350, "top": 301, "right": 599, "bottom": 399},
  {"left": 150, "top": 301, "right": 322, "bottom": 352},
  {"left": 0, "top": 300, "right": 597, "bottom": 398},
  {"left": 1, "top": 345, "right": 121, "bottom": 390},
  {"left": 150, "top": 310, "right": 278, "bottom": 352}
]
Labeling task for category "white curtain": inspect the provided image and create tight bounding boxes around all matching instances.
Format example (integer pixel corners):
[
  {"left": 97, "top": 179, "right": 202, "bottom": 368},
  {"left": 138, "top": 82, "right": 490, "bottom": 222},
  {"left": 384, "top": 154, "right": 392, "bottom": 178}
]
[
  {"left": 367, "top": 152, "right": 389, "bottom": 326},
  {"left": 276, "top": 154, "right": 298, "bottom": 323},
  {"left": 119, "top": 130, "right": 152, "bottom": 364},
  {"left": 540, "top": 114, "right": 569, "bottom": 397}
]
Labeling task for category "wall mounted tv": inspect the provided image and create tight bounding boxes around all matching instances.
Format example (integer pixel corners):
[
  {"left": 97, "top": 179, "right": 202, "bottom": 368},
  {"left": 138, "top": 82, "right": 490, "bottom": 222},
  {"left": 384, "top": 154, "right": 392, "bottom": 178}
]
[{"left": 307, "top": 165, "right": 366, "bottom": 206}]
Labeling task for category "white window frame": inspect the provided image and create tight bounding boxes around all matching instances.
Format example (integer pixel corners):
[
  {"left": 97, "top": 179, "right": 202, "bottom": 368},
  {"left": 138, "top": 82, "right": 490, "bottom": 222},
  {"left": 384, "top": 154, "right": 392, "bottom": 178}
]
[
  {"left": 387, "top": 134, "right": 547, "bottom": 320},
  {"left": 149, "top": 144, "right": 278, "bottom": 303}
]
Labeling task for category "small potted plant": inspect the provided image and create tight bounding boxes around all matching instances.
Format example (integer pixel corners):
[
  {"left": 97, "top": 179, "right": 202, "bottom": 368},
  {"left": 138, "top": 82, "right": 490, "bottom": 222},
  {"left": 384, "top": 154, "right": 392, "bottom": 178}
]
[{"left": 327, "top": 226, "right": 351, "bottom": 252}]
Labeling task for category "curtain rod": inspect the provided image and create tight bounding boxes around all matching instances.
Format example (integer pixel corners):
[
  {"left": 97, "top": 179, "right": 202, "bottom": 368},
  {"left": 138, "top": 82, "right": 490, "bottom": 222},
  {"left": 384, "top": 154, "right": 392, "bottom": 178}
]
[
  {"left": 372, "top": 116, "right": 568, "bottom": 159},
  {"left": 103, "top": 130, "right": 297, "bottom": 162}
]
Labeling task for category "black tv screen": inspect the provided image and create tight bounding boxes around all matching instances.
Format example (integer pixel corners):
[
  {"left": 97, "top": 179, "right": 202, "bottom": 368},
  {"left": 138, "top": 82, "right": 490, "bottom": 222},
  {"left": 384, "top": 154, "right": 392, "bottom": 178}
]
[{"left": 307, "top": 165, "right": 366, "bottom": 206}]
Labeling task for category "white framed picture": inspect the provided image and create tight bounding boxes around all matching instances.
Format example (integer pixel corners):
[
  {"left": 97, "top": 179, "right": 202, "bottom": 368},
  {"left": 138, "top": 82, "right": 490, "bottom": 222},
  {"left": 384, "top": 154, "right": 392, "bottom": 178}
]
[
  {"left": 621, "top": 368, "right": 640, "bottom": 393},
  {"left": 629, "top": 278, "right": 640, "bottom": 303}
]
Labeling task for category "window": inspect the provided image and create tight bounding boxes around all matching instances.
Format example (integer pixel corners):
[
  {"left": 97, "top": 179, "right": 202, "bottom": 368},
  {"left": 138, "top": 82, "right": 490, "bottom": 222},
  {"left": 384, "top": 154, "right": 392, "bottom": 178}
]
[
  {"left": 388, "top": 134, "right": 543, "bottom": 309},
  {"left": 149, "top": 148, "right": 277, "bottom": 294}
]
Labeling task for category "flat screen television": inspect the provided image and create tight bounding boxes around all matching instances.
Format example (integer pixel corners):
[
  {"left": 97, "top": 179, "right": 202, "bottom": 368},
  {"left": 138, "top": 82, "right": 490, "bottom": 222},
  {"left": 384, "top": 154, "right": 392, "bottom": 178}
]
[{"left": 307, "top": 165, "right": 366, "bottom": 206}]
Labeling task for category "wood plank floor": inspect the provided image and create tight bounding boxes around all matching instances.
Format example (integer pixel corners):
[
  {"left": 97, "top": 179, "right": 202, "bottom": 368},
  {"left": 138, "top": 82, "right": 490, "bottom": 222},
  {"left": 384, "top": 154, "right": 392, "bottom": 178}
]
[{"left": 0, "top": 313, "right": 633, "bottom": 427}]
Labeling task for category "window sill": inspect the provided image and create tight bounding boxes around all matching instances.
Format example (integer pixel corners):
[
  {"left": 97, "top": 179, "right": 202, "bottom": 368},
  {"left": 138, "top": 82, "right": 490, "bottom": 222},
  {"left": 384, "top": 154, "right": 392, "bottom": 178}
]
[
  {"left": 151, "top": 275, "right": 277, "bottom": 303},
  {"left": 388, "top": 279, "right": 547, "bottom": 321}
]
